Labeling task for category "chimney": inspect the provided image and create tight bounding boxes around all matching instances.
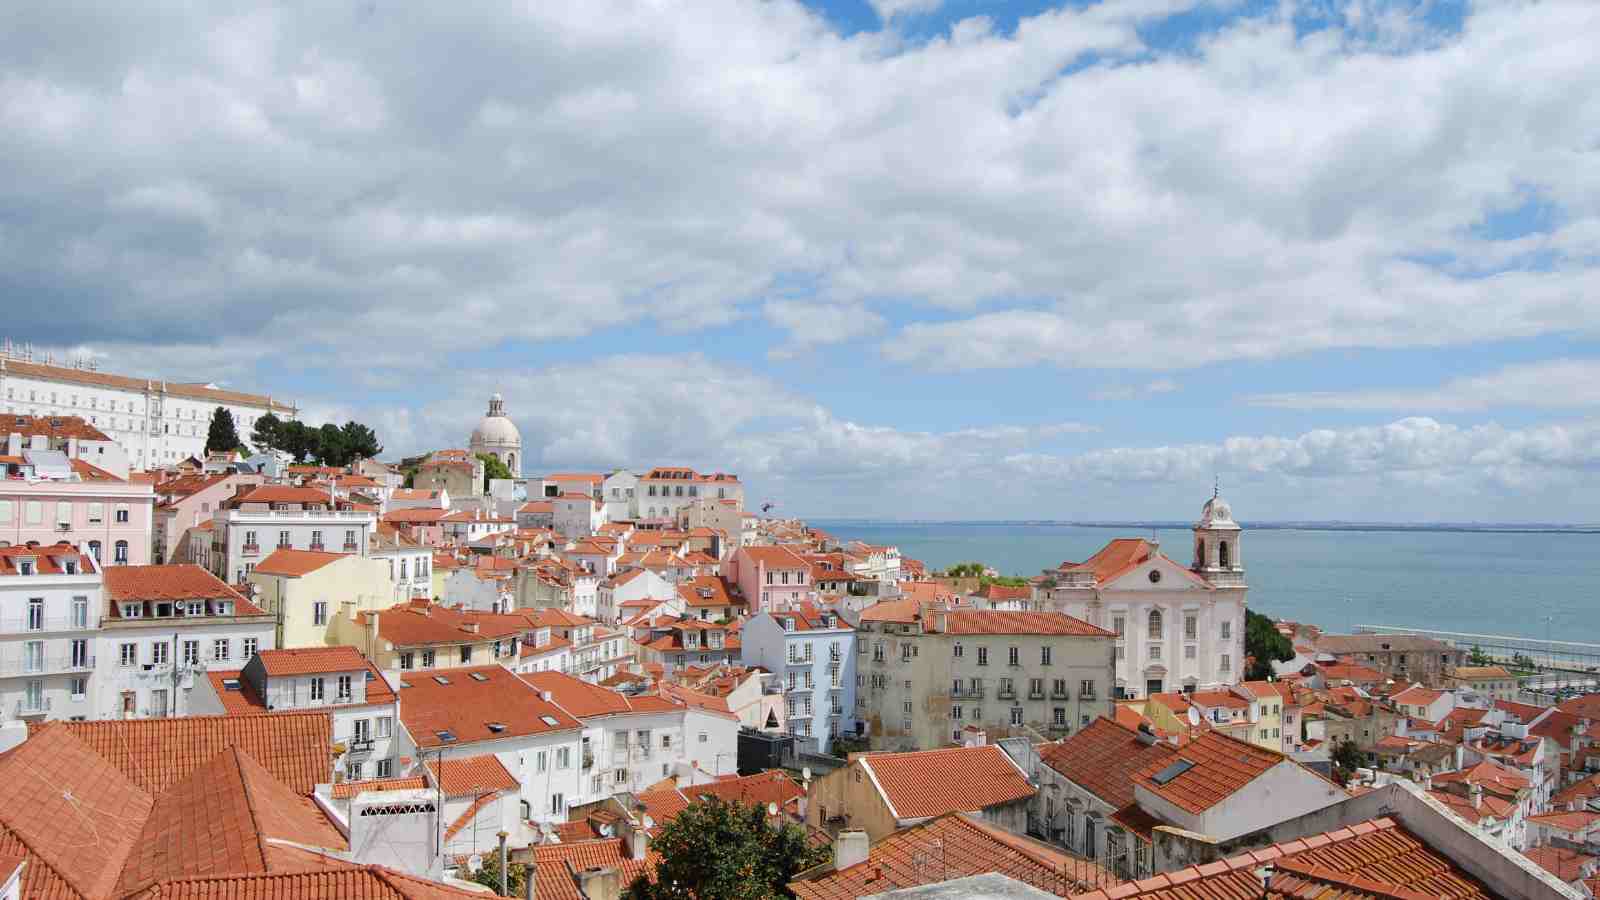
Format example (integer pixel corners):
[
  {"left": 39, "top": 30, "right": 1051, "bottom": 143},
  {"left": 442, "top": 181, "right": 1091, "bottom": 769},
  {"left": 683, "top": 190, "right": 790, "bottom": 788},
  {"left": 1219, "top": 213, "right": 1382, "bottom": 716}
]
[
  {"left": 1470, "top": 783, "right": 1483, "bottom": 811},
  {"left": 525, "top": 857, "right": 538, "bottom": 900},
  {"left": 619, "top": 814, "right": 650, "bottom": 861},
  {"left": 576, "top": 866, "right": 621, "bottom": 900},
  {"left": 1136, "top": 722, "right": 1158, "bottom": 746},
  {"left": 833, "top": 830, "right": 869, "bottom": 872}
]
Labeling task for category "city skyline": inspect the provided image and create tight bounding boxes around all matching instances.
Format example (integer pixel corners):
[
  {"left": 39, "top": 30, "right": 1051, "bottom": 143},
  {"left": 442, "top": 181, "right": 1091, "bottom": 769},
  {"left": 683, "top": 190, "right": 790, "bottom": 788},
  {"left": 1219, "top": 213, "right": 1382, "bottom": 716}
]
[{"left": 6, "top": 0, "right": 1599, "bottom": 521}]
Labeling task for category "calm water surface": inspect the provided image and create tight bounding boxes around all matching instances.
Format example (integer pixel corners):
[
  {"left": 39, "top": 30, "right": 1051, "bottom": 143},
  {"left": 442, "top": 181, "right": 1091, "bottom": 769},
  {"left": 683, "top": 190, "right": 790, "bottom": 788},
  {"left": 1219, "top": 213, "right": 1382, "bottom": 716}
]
[{"left": 812, "top": 521, "right": 1600, "bottom": 644}]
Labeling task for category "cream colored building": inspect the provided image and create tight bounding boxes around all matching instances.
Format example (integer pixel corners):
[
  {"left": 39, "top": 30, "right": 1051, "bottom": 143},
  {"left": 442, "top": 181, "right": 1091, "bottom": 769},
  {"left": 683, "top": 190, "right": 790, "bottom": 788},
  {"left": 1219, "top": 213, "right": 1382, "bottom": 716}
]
[
  {"left": 1447, "top": 665, "right": 1521, "bottom": 702},
  {"left": 247, "top": 549, "right": 396, "bottom": 648},
  {"left": 856, "top": 603, "right": 1115, "bottom": 751}
]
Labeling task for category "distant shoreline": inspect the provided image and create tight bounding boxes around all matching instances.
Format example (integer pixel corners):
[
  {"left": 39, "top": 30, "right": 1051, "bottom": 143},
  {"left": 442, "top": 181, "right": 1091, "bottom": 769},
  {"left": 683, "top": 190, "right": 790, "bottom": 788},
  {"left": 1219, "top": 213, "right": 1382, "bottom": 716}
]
[{"left": 808, "top": 519, "right": 1600, "bottom": 535}]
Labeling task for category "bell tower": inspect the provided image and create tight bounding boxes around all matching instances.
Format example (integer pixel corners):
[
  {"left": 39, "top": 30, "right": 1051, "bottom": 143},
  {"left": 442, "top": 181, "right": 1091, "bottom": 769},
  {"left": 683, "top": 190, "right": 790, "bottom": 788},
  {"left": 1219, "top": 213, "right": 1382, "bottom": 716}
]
[{"left": 1193, "top": 480, "right": 1243, "bottom": 584}]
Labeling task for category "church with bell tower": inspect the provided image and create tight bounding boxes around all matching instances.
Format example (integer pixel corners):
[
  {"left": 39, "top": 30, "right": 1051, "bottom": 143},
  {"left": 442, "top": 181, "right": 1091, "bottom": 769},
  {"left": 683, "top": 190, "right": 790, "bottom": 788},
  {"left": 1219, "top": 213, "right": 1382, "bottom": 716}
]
[{"left": 1041, "top": 485, "right": 1249, "bottom": 699}]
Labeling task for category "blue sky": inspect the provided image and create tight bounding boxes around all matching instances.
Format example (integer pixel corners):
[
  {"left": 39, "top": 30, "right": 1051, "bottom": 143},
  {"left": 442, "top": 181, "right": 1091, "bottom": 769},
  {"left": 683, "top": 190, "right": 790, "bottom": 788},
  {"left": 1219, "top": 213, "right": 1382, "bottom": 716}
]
[{"left": 4, "top": 0, "right": 1599, "bottom": 522}]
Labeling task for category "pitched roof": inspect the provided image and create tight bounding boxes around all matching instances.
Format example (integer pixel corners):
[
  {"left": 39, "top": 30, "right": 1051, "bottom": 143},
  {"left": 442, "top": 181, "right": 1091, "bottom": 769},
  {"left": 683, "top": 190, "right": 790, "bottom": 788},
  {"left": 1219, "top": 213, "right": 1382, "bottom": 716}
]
[
  {"left": 789, "top": 813, "right": 1108, "bottom": 900},
  {"left": 1131, "top": 730, "right": 1292, "bottom": 815},
  {"left": 363, "top": 603, "right": 525, "bottom": 646},
  {"left": 103, "top": 564, "right": 254, "bottom": 605},
  {"left": 251, "top": 548, "right": 350, "bottom": 577},
  {"left": 44, "top": 712, "right": 333, "bottom": 795},
  {"left": 1038, "top": 717, "right": 1180, "bottom": 809},
  {"left": 0, "top": 359, "right": 295, "bottom": 411},
  {"left": 1070, "top": 817, "right": 1493, "bottom": 900},
  {"left": 0, "top": 542, "right": 96, "bottom": 576},
  {"left": 858, "top": 745, "right": 1035, "bottom": 820},
  {"left": 398, "top": 665, "right": 582, "bottom": 749},
  {"left": 531, "top": 838, "right": 656, "bottom": 900},
  {"left": 257, "top": 646, "right": 370, "bottom": 675},
  {"left": 121, "top": 866, "right": 493, "bottom": 898},
  {"left": 681, "top": 771, "right": 805, "bottom": 811},
  {"left": 936, "top": 609, "right": 1113, "bottom": 636},
  {"left": 520, "top": 670, "right": 688, "bottom": 719},
  {"left": 424, "top": 755, "right": 519, "bottom": 797},
  {"left": 740, "top": 544, "right": 809, "bottom": 569}
]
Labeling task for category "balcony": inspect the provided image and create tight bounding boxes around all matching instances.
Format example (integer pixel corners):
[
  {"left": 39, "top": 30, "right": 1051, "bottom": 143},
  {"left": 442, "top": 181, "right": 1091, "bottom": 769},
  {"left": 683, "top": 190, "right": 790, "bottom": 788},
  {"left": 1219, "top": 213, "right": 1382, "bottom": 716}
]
[
  {"left": 1051, "top": 689, "right": 1070, "bottom": 700},
  {"left": 0, "top": 654, "right": 95, "bottom": 676},
  {"left": 308, "top": 543, "right": 325, "bottom": 552},
  {"left": 786, "top": 682, "right": 806, "bottom": 693},
  {"left": 1028, "top": 689, "right": 1046, "bottom": 700},
  {"left": 15, "top": 697, "right": 50, "bottom": 717},
  {"left": 2, "top": 615, "right": 100, "bottom": 633},
  {"left": 343, "top": 541, "right": 359, "bottom": 552},
  {"left": 241, "top": 543, "right": 260, "bottom": 557},
  {"left": 951, "top": 687, "right": 985, "bottom": 700},
  {"left": 787, "top": 709, "right": 813, "bottom": 719},
  {"left": 871, "top": 655, "right": 886, "bottom": 666},
  {"left": 786, "top": 657, "right": 810, "bottom": 668},
  {"left": 230, "top": 509, "right": 374, "bottom": 521},
  {"left": 997, "top": 687, "right": 1017, "bottom": 700},
  {"left": 346, "top": 738, "right": 375, "bottom": 755}
]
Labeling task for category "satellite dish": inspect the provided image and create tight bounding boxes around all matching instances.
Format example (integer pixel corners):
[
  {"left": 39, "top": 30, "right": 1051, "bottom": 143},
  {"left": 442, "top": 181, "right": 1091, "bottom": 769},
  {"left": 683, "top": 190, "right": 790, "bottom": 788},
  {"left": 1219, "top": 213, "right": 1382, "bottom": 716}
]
[
  {"left": 801, "top": 767, "right": 812, "bottom": 781},
  {"left": 1187, "top": 707, "right": 1201, "bottom": 727},
  {"left": 467, "top": 854, "right": 484, "bottom": 873},
  {"left": 767, "top": 802, "right": 779, "bottom": 817}
]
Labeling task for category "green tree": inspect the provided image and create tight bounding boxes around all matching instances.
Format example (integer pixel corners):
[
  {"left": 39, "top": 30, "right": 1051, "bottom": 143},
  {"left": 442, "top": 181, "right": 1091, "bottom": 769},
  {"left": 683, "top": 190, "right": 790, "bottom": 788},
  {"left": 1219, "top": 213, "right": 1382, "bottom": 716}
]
[
  {"left": 1330, "top": 738, "right": 1365, "bottom": 785},
  {"left": 623, "top": 797, "right": 829, "bottom": 900},
  {"left": 205, "top": 406, "right": 244, "bottom": 455},
  {"left": 468, "top": 853, "right": 527, "bottom": 897},
  {"left": 1469, "top": 645, "right": 1492, "bottom": 666},
  {"left": 250, "top": 412, "right": 284, "bottom": 453},
  {"left": 478, "top": 453, "right": 512, "bottom": 492},
  {"left": 315, "top": 423, "right": 348, "bottom": 467},
  {"left": 339, "top": 420, "right": 383, "bottom": 462},
  {"left": 276, "top": 420, "right": 320, "bottom": 463},
  {"left": 1244, "top": 609, "right": 1294, "bottom": 681}
]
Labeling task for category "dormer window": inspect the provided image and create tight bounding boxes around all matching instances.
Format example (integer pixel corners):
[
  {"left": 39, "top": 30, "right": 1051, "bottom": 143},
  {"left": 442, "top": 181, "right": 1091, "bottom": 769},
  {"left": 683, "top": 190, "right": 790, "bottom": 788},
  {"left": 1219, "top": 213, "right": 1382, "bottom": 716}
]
[
  {"left": 122, "top": 603, "right": 143, "bottom": 618},
  {"left": 215, "top": 600, "right": 232, "bottom": 615},
  {"left": 18, "top": 559, "right": 35, "bottom": 575},
  {"left": 184, "top": 601, "right": 204, "bottom": 616},
  {"left": 63, "top": 559, "right": 78, "bottom": 575}
]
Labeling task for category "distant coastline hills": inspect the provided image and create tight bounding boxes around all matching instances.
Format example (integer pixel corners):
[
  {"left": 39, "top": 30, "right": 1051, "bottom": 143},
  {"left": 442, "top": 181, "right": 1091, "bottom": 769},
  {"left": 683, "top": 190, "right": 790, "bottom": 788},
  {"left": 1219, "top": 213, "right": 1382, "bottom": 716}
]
[{"left": 809, "top": 519, "right": 1600, "bottom": 535}]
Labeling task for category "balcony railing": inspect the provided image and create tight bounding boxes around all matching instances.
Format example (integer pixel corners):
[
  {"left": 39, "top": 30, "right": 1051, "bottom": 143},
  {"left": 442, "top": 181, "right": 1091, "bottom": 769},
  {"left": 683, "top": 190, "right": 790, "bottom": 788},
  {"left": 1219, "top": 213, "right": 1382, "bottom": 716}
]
[
  {"left": 229, "top": 509, "right": 374, "bottom": 520},
  {"left": 308, "top": 543, "right": 325, "bottom": 552},
  {"left": 241, "top": 543, "right": 260, "bottom": 557},
  {"left": 347, "top": 738, "right": 375, "bottom": 754},
  {"left": 2, "top": 615, "right": 100, "bottom": 633},
  {"left": 997, "top": 687, "right": 1017, "bottom": 700},
  {"left": 343, "top": 541, "right": 359, "bottom": 552},
  {"left": 0, "top": 654, "right": 95, "bottom": 676},
  {"left": 15, "top": 697, "right": 50, "bottom": 716},
  {"left": 1051, "top": 688, "right": 1070, "bottom": 700},
  {"left": 952, "top": 687, "right": 985, "bottom": 700},
  {"left": 1028, "top": 689, "right": 1046, "bottom": 700}
]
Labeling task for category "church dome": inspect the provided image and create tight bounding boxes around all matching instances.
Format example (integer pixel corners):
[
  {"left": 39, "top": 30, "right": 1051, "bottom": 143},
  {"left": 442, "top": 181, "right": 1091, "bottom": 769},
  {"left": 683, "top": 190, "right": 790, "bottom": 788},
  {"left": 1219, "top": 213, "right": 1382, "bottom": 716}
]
[
  {"left": 1199, "top": 493, "right": 1235, "bottom": 527},
  {"left": 469, "top": 393, "right": 521, "bottom": 448}
]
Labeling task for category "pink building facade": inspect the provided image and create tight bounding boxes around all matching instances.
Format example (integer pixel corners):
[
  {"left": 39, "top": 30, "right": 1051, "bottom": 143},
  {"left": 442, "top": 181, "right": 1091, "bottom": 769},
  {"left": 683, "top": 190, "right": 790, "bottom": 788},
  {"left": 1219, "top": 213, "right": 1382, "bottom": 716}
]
[
  {"left": 0, "top": 463, "right": 155, "bottom": 566},
  {"left": 724, "top": 545, "right": 814, "bottom": 614}
]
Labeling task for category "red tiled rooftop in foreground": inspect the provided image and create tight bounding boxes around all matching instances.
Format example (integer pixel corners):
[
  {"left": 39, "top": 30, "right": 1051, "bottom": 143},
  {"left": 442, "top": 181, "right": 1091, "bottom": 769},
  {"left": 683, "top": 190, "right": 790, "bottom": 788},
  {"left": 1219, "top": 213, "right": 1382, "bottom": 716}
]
[
  {"left": 257, "top": 645, "right": 370, "bottom": 675},
  {"left": 1039, "top": 717, "right": 1180, "bottom": 810},
  {"left": 425, "top": 754, "right": 518, "bottom": 797},
  {"left": 1071, "top": 817, "right": 1494, "bottom": 900},
  {"left": 252, "top": 548, "right": 350, "bottom": 577},
  {"left": 1131, "top": 730, "right": 1289, "bottom": 815},
  {"left": 859, "top": 744, "right": 1035, "bottom": 820},
  {"left": 400, "top": 664, "right": 582, "bottom": 749},
  {"left": 789, "top": 813, "right": 1109, "bottom": 900}
]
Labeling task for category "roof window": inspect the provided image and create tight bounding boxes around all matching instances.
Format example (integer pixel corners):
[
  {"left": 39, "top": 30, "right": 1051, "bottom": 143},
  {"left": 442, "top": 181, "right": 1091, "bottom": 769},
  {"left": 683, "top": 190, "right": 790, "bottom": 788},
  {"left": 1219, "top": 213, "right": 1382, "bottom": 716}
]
[
  {"left": 436, "top": 730, "right": 457, "bottom": 743},
  {"left": 539, "top": 715, "right": 560, "bottom": 726},
  {"left": 432, "top": 675, "right": 451, "bottom": 685},
  {"left": 222, "top": 679, "right": 242, "bottom": 692},
  {"left": 486, "top": 722, "right": 506, "bottom": 733},
  {"left": 470, "top": 672, "right": 489, "bottom": 682},
  {"left": 1150, "top": 759, "right": 1196, "bottom": 785}
]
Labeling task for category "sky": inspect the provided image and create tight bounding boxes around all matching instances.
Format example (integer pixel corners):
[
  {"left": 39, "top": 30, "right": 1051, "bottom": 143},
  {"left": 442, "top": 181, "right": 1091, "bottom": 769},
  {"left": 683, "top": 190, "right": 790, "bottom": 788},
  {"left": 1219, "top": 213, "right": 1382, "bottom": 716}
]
[{"left": 4, "top": 0, "right": 1599, "bottom": 523}]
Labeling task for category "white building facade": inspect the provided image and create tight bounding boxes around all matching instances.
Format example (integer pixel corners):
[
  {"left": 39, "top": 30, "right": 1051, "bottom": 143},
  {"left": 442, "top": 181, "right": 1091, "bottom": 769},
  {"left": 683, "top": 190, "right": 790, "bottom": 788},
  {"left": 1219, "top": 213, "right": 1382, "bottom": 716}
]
[
  {"left": 0, "top": 351, "right": 296, "bottom": 470},
  {"left": 216, "top": 486, "right": 377, "bottom": 584},
  {"left": 0, "top": 542, "right": 100, "bottom": 722}
]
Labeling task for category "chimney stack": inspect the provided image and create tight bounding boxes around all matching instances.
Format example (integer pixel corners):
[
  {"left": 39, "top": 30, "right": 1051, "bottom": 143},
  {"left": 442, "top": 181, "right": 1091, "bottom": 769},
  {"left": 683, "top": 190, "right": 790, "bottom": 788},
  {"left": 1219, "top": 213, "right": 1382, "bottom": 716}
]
[
  {"left": 1470, "top": 783, "right": 1483, "bottom": 811},
  {"left": 576, "top": 867, "right": 621, "bottom": 900},
  {"left": 833, "top": 830, "right": 869, "bottom": 872},
  {"left": 619, "top": 815, "right": 650, "bottom": 861}
]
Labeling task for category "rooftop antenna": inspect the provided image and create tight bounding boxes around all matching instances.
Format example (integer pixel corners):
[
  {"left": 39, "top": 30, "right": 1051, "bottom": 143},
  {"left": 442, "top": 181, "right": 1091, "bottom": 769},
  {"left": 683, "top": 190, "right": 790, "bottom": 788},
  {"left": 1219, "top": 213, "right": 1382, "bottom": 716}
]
[{"left": 1213, "top": 474, "right": 1220, "bottom": 498}]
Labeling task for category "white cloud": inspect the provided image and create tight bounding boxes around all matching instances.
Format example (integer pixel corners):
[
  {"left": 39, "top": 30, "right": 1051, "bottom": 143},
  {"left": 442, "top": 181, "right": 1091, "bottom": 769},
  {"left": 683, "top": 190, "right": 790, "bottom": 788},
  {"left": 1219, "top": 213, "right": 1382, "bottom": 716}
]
[
  {"left": 1092, "top": 378, "right": 1180, "bottom": 401},
  {"left": 762, "top": 300, "right": 886, "bottom": 358},
  {"left": 1245, "top": 359, "right": 1600, "bottom": 411},
  {"left": 869, "top": 0, "right": 944, "bottom": 22}
]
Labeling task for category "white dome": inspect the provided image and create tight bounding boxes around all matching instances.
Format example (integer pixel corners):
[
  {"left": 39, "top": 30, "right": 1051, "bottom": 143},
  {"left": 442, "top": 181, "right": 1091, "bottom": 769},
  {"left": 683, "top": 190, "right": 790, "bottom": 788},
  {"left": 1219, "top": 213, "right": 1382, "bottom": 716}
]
[
  {"left": 1199, "top": 493, "right": 1236, "bottom": 528},
  {"left": 471, "top": 414, "right": 521, "bottom": 447}
]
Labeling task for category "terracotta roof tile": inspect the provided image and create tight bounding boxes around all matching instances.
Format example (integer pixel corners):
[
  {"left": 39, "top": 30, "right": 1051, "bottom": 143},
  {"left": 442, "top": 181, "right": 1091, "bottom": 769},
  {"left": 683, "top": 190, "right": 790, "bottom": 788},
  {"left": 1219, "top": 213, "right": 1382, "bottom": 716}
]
[
  {"left": 937, "top": 609, "right": 1113, "bottom": 636},
  {"left": 681, "top": 771, "right": 804, "bottom": 811},
  {"left": 103, "top": 564, "right": 256, "bottom": 607},
  {"left": 257, "top": 645, "right": 370, "bottom": 675},
  {"left": 0, "top": 359, "right": 294, "bottom": 411},
  {"left": 1131, "top": 730, "right": 1288, "bottom": 815},
  {"left": 331, "top": 777, "right": 428, "bottom": 799},
  {"left": 1039, "top": 717, "right": 1180, "bottom": 809},
  {"left": 790, "top": 813, "right": 1108, "bottom": 900},
  {"left": 859, "top": 745, "right": 1035, "bottom": 820},
  {"left": 251, "top": 548, "right": 350, "bottom": 577},
  {"left": 532, "top": 838, "right": 656, "bottom": 900},
  {"left": 0, "top": 542, "right": 95, "bottom": 576},
  {"left": 399, "top": 665, "right": 582, "bottom": 749},
  {"left": 425, "top": 754, "right": 519, "bottom": 797}
]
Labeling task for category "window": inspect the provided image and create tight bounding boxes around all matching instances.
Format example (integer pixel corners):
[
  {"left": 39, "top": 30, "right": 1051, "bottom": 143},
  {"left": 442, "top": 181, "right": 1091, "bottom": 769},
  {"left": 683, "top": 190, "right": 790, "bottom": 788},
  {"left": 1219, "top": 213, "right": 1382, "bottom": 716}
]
[
  {"left": 1008, "top": 646, "right": 1020, "bottom": 666},
  {"left": 550, "top": 793, "right": 565, "bottom": 813},
  {"left": 1184, "top": 614, "right": 1197, "bottom": 640},
  {"left": 1220, "top": 654, "right": 1232, "bottom": 672},
  {"left": 977, "top": 647, "right": 988, "bottom": 666},
  {"left": 1113, "top": 615, "right": 1125, "bottom": 638},
  {"left": 278, "top": 530, "right": 290, "bottom": 547},
  {"left": 310, "top": 677, "right": 325, "bottom": 700},
  {"left": 121, "top": 643, "right": 137, "bottom": 666},
  {"left": 399, "top": 652, "right": 414, "bottom": 670},
  {"left": 1185, "top": 644, "right": 1196, "bottom": 660},
  {"left": 615, "top": 768, "right": 629, "bottom": 784},
  {"left": 422, "top": 649, "right": 435, "bottom": 667},
  {"left": 1010, "top": 707, "right": 1024, "bottom": 725},
  {"left": 376, "top": 759, "right": 393, "bottom": 778},
  {"left": 953, "top": 642, "right": 963, "bottom": 658},
  {"left": 115, "top": 504, "right": 130, "bottom": 523},
  {"left": 88, "top": 540, "right": 100, "bottom": 562},
  {"left": 1148, "top": 610, "right": 1163, "bottom": 639},
  {"left": 71, "top": 596, "right": 89, "bottom": 628},
  {"left": 1220, "top": 620, "right": 1232, "bottom": 640},
  {"left": 1053, "top": 707, "right": 1067, "bottom": 725},
  {"left": 313, "top": 602, "right": 327, "bottom": 626},
  {"left": 182, "top": 640, "right": 200, "bottom": 666},
  {"left": 1116, "top": 645, "right": 1126, "bottom": 660},
  {"left": 70, "top": 676, "right": 87, "bottom": 699},
  {"left": 535, "top": 751, "right": 548, "bottom": 773},
  {"left": 87, "top": 502, "right": 103, "bottom": 524},
  {"left": 377, "top": 716, "right": 392, "bottom": 738},
  {"left": 461, "top": 645, "right": 473, "bottom": 664},
  {"left": 337, "top": 675, "right": 352, "bottom": 699},
  {"left": 951, "top": 705, "right": 963, "bottom": 719},
  {"left": 353, "top": 719, "right": 371, "bottom": 741},
  {"left": 114, "top": 541, "right": 128, "bottom": 564},
  {"left": 0, "top": 501, "right": 9, "bottom": 523},
  {"left": 243, "top": 638, "right": 258, "bottom": 659},
  {"left": 26, "top": 598, "right": 43, "bottom": 631},
  {"left": 1041, "top": 646, "right": 1052, "bottom": 666},
  {"left": 1080, "top": 680, "right": 1095, "bottom": 696}
]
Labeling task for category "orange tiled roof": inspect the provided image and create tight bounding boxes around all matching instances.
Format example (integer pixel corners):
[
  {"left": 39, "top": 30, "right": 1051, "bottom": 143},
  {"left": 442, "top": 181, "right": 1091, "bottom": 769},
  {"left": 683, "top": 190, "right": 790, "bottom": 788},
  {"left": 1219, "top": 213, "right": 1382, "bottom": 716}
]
[
  {"left": 399, "top": 665, "right": 582, "bottom": 749},
  {"left": 1526, "top": 809, "right": 1600, "bottom": 833},
  {"left": 1130, "top": 730, "right": 1290, "bottom": 814},
  {"left": 330, "top": 776, "right": 428, "bottom": 799},
  {"left": 532, "top": 838, "right": 656, "bottom": 900},
  {"left": 936, "top": 609, "right": 1112, "bottom": 636},
  {"left": 42, "top": 712, "right": 332, "bottom": 796},
  {"left": 858, "top": 745, "right": 1035, "bottom": 820},
  {"left": 251, "top": 548, "right": 350, "bottom": 577},
  {"left": 790, "top": 813, "right": 1106, "bottom": 900},
  {"left": 521, "top": 670, "right": 687, "bottom": 718},
  {"left": 363, "top": 603, "right": 526, "bottom": 646},
  {"left": 682, "top": 771, "right": 804, "bottom": 811},
  {"left": 425, "top": 754, "right": 519, "bottom": 797},
  {"left": 1071, "top": 817, "right": 1492, "bottom": 900},
  {"left": 1038, "top": 717, "right": 1180, "bottom": 809},
  {"left": 103, "top": 563, "right": 255, "bottom": 606},
  {"left": 0, "top": 542, "right": 95, "bottom": 576},
  {"left": 126, "top": 867, "right": 493, "bottom": 898},
  {"left": 257, "top": 646, "right": 370, "bottom": 676}
]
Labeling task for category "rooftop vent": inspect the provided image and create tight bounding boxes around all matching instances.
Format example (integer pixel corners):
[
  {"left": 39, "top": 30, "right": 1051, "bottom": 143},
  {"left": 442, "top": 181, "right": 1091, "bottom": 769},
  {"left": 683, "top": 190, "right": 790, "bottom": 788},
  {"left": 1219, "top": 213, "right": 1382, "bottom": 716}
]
[{"left": 1150, "top": 758, "right": 1196, "bottom": 786}]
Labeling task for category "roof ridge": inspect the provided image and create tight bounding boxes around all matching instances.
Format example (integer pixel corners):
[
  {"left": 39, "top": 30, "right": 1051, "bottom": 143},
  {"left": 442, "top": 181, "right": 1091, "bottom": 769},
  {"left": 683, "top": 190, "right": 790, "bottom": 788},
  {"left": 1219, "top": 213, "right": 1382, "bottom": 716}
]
[
  {"left": 0, "top": 820, "right": 86, "bottom": 900},
  {"left": 229, "top": 745, "right": 281, "bottom": 876}
]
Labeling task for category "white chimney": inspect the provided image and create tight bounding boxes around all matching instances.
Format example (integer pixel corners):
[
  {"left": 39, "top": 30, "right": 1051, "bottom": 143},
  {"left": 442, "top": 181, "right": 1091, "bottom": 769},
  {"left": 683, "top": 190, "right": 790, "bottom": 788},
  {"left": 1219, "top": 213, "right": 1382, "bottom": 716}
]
[
  {"left": 833, "top": 830, "right": 869, "bottom": 871},
  {"left": 0, "top": 720, "right": 28, "bottom": 754}
]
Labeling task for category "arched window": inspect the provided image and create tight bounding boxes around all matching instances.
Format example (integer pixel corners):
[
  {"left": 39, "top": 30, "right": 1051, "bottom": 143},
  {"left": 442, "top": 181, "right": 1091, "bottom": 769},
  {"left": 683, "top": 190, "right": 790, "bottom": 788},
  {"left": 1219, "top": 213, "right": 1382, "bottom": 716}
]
[
  {"left": 89, "top": 540, "right": 101, "bottom": 562},
  {"left": 1148, "top": 609, "right": 1163, "bottom": 640},
  {"left": 114, "top": 540, "right": 129, "bottom": 564},
  {"left": 1218, "top": 541, "right": 1230, "bottom": 568},
  {"left": 507, "top": 453, "right": 515, "bottom": 472}
]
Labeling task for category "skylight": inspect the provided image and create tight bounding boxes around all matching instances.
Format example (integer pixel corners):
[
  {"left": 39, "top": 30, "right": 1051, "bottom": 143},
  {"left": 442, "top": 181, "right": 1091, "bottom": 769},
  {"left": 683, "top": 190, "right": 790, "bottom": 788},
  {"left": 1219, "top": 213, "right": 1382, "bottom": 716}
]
[
  {"left": 436, "top": 730, "right": 457, "bottom": 743},
  {"left": 470, "top": 672, "right": 489, "bottom": 682},
  {"left": 222, "top": 679, "right": 242, "bottom": 692},
  {"left": 1150, "top": 759, "right": 1195, "bottom": 786},
  {"left": 433, "top": 675, "right": 451, "bottom": 685},
  {"left": 540, "top": 715, "right": 560, "bottom": 726}
]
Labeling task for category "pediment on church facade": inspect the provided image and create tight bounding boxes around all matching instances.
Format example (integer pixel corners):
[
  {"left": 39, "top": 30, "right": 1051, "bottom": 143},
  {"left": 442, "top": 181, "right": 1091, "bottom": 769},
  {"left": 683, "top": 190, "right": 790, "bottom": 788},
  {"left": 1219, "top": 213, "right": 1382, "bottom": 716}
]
[{"left": 1100, "top": 552, "right": 1213, "bottom": 593}]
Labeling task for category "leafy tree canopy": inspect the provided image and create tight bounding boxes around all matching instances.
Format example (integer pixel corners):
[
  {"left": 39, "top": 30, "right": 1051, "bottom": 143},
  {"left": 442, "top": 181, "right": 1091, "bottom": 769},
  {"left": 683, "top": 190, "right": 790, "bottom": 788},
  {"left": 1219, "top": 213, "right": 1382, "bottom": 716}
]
[
  {"left": 1244, "top": 609, "right": 1294, "bottom": 681},
  {"left": 205, "top": 406, "right": 244, "bottom": 455},
  {"left": 249, "top": 412, "right": 284, "bottom": 454},
  {"left": 623, "top": 798, "right": 828, "bottom": 900},
  {"left": 1330, "top": 738, "right": 1365, "bottom": 785},
  {"left": 468, "top": 853, "right": 527, "bottom": 897},
  {"left": 478, "top": 453, "right": 512, "bottom": 492}
]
